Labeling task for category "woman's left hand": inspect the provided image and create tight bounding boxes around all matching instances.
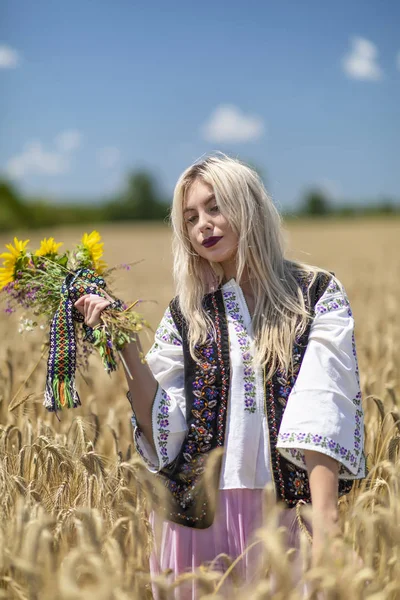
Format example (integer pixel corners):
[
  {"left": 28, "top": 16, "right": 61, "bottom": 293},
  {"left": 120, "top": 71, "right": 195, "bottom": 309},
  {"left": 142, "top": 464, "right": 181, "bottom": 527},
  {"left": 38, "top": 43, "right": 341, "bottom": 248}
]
[{"left": 74, "top": 292, "right": 114, "bottom": 328}]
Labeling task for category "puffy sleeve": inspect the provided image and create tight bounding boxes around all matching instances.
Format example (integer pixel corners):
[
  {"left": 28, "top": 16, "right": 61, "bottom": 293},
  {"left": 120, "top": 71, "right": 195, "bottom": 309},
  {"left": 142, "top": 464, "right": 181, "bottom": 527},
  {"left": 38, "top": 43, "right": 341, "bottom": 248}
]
[
  {"left": 131, "top": 306, "right": 188, "bottom": 473},
  {"left": 276, "top": 277, "right": 365, "bottom": 479}
]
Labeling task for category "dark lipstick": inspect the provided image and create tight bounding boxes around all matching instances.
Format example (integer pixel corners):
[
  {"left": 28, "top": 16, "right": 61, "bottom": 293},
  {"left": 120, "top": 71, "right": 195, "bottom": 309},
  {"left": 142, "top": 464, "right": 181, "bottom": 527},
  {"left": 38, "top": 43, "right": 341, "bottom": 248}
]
[{"left": 202, "top": 236, "right": 223, "bottom": 248}]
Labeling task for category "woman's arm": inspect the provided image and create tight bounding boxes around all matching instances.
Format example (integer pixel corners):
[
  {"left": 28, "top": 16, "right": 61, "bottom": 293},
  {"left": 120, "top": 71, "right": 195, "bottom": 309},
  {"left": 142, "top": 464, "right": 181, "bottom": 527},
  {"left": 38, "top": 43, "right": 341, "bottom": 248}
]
[
  {"left": 74, "top": 293, "right": 158, "bottom": 451},
  {"left": 304, "top": 449, "right": 341, "bottom": 564},
  {"left": 120, "top": 338, "right": 158, "bottom": 451}
]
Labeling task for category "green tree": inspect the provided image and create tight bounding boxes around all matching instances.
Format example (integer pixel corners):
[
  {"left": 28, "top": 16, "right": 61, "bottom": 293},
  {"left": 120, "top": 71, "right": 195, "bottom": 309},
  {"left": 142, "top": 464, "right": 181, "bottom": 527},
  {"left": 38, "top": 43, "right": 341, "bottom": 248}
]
[
  {"left": 0, "top": 178, "right": 30, "bottom": 231},
  {"left": 105, "top": 170, "right": 169, "bottom": 221},
  {"left": 301, "top": 188, "right": 331, "bottom": 217}
]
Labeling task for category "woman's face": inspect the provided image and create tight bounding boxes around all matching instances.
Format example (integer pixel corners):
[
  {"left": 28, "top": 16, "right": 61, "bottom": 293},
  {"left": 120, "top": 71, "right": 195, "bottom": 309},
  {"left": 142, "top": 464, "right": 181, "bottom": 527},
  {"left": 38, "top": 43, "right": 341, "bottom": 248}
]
[{"left": 184, "top": 179, "right": 238, "bottom": 271}]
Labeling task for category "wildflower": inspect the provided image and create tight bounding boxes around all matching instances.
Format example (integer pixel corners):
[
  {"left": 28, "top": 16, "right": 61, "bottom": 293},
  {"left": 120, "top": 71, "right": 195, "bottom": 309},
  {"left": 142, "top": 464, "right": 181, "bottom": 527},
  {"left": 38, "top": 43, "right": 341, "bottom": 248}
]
[
  {"left": 81, "top": 231, "right": 107, "bottom": 273},
  {"left": 18, "top": 317, "right": 37, "bottom": 333},
  {"left": 35, "top": 237, "right": 63, "bottom": 257},
  {"left": 0, "top": 237, "right": 30, "bottom": 289}
]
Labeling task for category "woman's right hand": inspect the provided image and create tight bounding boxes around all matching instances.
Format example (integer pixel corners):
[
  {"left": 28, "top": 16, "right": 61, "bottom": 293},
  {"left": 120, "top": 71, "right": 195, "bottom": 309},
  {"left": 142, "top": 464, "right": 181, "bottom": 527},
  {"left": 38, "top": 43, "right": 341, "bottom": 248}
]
[{"left": 74, "top": 292, "right": 114, "bottom": 328}]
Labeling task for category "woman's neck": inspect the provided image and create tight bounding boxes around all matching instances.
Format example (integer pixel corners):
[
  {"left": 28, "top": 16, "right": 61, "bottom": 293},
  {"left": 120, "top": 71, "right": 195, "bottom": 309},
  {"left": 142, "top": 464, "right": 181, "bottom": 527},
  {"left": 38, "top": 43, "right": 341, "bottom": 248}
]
[{"left": 222, "top": 263, "right": 253, "bottom": 288}]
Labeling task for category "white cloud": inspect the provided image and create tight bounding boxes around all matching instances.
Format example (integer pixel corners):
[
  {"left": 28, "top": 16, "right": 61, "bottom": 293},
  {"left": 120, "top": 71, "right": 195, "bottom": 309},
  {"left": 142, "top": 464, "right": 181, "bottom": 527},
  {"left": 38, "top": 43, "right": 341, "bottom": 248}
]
[
  {"left": 201, "top": 104, "right": 264, "bottom": 143},
  {"left": 396, "top": 51, "right": 400, "bottom": 71},
  {"left": 97, "top": 146, "right": 120, "bottom": 169},
  {"left": 6, "top": 141, "right": 69, "bottom": 178},
  {"left": 5, "top": 130, "right": 83, "bottom": 179},
  {"left": 0, "top": 44, "right": 20, "bottom": 69},
  {"left": 55, "top": 130, "right": 83, "bottom": 153},
  {"left": 342, "top": 37, "right": 383, "bottom": 81}
]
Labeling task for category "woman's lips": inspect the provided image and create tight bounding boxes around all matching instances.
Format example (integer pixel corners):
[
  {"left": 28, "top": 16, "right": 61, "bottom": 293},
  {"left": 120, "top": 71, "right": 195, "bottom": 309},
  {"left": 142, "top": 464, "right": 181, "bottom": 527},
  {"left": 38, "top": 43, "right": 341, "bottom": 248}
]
[{"left": 202, "top": 236, "right": 223, "bottom": 248}]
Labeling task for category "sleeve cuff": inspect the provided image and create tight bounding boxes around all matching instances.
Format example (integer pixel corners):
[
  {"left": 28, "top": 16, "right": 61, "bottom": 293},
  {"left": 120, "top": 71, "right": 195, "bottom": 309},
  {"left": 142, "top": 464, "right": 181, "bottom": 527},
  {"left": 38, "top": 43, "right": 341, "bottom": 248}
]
[
  {"left": 277, "top": 433, "right": 366, "bottom": 479},
  {"left": 277, "top": 389, "right": 365, "bottom": 479},
  {"left": 131, "top": 385, "right": 187, "bottom": 473}
]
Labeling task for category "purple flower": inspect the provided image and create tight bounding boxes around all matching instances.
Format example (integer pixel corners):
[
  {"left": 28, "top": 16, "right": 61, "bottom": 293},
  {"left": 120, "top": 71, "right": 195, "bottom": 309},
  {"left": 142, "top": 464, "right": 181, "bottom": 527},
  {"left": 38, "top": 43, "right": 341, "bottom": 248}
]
[
  {"left": 244, "top": 382, "right": 254, "bottom": 392},
  {"left": 340, "top": 446, "right": 347, "bottom": 456},
  {"left": 296, "top": 433, "right": 306, "bottom": 441},
  {"left": 160, "top": 406, "right": 169, "bottom": 415},
  {"left": 203, "top": 410, "right": 215, "bottom": 421},
  {"left": 159, "top": 419, "right": 169, "bottom": 428},
  {"left": 160, "top": 433, "right": 168, "bottom": 441},
  {"left": 312, "top": 435, "right": 322, "bottom": 444},
  {"left": 328, "top": 439, "right": 336, "bottom": 450}
]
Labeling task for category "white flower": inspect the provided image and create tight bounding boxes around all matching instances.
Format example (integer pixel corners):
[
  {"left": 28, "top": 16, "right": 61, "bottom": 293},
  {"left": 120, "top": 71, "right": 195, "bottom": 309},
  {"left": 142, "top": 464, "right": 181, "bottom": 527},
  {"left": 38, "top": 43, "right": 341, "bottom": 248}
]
[{"left": 18, "top": 317, "right": 37, "bottom": 333}]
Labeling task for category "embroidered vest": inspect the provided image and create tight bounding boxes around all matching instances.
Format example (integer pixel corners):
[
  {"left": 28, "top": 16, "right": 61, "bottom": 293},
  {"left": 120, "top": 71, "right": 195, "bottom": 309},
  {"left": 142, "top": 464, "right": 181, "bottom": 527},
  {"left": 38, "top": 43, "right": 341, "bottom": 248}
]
[{"left": 157, "top": 271, "right": 353, "bottom": 528}]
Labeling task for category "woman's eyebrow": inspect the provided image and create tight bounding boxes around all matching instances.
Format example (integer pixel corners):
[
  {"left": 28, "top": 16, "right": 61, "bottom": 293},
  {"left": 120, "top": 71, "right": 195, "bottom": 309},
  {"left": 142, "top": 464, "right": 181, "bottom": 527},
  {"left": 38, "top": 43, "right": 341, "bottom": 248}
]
[{"left": 184, "top": 194, "right": 216, "bottom": 214}]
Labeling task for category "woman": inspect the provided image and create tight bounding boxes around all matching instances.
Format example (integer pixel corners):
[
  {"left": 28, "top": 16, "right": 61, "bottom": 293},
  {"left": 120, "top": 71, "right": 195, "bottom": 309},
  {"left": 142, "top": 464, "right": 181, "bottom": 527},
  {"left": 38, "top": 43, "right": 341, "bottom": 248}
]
[{"left": 75, "top": 155, "right": 365, "bottom": 598}]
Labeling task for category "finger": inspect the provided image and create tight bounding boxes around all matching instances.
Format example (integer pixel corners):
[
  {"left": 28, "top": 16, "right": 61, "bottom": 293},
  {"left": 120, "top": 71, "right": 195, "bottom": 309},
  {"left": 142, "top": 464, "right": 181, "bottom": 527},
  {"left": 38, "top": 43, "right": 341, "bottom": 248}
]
[
  {"left": 85, "top": 298, "right": 111, "bottom": 328},
  {"left": 74, "top": 295, "right": 90, "bottom": 309}
]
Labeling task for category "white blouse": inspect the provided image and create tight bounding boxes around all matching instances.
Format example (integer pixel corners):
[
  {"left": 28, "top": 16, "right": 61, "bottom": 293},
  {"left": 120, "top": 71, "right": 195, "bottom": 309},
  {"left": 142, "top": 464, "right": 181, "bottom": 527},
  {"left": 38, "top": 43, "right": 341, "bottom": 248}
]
[{"left": 131, "top": 277, "right": 365, "bottom": 487}]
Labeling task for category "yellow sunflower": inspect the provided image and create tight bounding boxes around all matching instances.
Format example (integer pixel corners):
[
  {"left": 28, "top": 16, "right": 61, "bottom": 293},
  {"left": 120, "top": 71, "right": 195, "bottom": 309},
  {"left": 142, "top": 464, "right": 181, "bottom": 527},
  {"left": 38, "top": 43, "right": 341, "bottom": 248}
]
[
  {"left": 0, "top": 237, "right": 30, "bottom": 289},
  {"left": 35, "top": 237, "right": 63, "bottom": 257},
  {"left": 81, "top": 230, "right": 107, "bottom": 273}
]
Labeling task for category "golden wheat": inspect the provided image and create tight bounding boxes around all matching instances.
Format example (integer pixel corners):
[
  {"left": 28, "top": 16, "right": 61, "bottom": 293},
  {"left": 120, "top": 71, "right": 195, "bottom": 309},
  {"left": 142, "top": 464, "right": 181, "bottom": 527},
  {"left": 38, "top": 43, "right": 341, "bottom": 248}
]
[{"left": 0, "top": 219, "right": 399, "bottom": 599}]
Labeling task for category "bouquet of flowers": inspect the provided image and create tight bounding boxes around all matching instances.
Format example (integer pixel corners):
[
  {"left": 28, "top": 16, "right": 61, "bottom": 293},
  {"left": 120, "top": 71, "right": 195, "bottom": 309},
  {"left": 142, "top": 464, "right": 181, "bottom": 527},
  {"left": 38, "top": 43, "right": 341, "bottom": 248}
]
[{"left": 0, "top": 231, "right": 149, "bottom": 413}]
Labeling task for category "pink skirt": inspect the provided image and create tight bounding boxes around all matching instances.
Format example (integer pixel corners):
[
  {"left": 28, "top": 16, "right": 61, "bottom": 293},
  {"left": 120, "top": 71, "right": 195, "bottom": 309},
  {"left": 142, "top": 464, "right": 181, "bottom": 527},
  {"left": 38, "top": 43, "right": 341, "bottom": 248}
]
[{"left": 149, "top": 489, "right": 310, "bottom": 599}]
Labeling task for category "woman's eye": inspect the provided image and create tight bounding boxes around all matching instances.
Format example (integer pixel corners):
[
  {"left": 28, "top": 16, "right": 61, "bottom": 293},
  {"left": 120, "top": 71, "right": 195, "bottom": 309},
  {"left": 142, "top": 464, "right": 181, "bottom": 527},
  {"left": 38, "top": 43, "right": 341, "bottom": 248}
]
[
  {"left": 210, "top": 205, "right": 219, "bottom": 213},
  {"left": 186, "top": 216, "right": 197, "bottom": 224}
]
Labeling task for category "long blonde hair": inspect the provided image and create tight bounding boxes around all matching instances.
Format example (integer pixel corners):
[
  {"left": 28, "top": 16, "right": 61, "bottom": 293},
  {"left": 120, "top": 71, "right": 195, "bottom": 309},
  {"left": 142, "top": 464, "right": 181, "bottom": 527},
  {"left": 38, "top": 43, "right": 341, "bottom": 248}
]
[{"left": 170, "top": 154, "right": 323, "bottom": 379}]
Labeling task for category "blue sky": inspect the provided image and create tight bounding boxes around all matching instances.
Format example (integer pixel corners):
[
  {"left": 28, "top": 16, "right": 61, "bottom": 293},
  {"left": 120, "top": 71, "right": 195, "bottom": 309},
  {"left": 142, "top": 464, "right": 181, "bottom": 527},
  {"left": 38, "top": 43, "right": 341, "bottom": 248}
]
[{"left": 1, "top": 0, "right": 399, "bottom": 209}]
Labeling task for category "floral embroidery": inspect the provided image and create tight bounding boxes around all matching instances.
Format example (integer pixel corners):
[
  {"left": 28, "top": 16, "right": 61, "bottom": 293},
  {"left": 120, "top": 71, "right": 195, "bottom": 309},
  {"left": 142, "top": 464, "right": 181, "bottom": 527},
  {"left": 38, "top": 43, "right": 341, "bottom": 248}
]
[
  {"left": 315, "top": 278, "right": 352, "bottom": 316},
  {"left": 156, "top": 324, "right": 181, "bottom": 346},
  {"left": 146, "top": 309, "right": 182, "bottom": 359},
  {"left": 160, "top": 293, "right": 229, "bottom": 523},
  {"left": 132, "top": 419, "right": 157, "bottom": 469},
  {"left": 163, "top": 307, "right": 177, "bottom": 329},
  {"left": 277, "top": 426, "right": 361, "bottom": 471},
  {"left": 156, "top": 390, "right": 171, "bottom": 466},
  {"left": 326, "top": 278, "right": 342, "bottom": 295},
  {"left": 223, "top": 288, "right": 257, "bottom": 414},
  {"left": 315, "top": 296, "right": 349, "bottom": 315},
  {"left": 287, "top": 464, "right": 309, "bottom": 497},
  {"left": 352, "top": 333, "right": 360, "bottom": 385}
]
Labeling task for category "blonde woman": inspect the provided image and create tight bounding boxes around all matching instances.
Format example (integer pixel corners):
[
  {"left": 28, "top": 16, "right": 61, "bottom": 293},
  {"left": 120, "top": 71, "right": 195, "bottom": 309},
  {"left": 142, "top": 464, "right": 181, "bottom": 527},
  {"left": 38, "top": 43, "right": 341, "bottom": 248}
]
[{"left": 75, "top": 155, "right": 365, "bottom": 597}]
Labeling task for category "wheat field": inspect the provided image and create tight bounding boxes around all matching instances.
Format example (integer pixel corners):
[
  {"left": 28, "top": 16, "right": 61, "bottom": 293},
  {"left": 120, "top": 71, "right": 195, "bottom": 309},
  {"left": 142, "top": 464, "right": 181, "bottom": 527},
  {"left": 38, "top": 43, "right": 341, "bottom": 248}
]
[{"left": 0, "top": 219, "right": 399, "bottom": 599}]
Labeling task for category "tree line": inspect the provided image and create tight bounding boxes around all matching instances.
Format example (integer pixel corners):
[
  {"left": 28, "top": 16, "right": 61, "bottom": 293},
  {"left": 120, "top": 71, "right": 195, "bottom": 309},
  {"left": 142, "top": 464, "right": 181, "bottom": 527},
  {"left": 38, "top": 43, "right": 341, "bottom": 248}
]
[{"left": 0, "top": 171, "right": 399, "bottom": 232}]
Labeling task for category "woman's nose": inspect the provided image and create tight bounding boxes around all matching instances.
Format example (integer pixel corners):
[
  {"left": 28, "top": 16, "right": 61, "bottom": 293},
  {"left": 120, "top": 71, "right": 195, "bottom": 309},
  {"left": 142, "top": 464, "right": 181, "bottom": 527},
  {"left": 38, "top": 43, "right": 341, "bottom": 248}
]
[{"left": 198, "top": 211, "right": 212, "bottom": 232}]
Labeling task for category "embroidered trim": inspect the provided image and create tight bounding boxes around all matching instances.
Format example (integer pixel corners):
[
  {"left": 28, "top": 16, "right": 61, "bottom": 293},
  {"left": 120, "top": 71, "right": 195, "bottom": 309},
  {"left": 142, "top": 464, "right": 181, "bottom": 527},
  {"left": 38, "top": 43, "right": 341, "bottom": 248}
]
[
  {"left": 156, "top": 390, "right": 172, "bottom": 466},
  {"left": 131, "top": 418, "right": 157, "bottom": 470},
  {"left": 212, "top": 294, "right": 229, "bottom": 445},
  {"left": 277, "top": 430, "right": 360, "bottom": 472},
  {"left": 315, "top": 296, "right": 350, "bottom": 315},
  {"left": 158, "top": 291, "right": 230, "bottom": 526},
  {"left": 222, "top": 288, "right": 257, "bottom": 414},
  {"left": 266, "top": 271, "right": 332, "bottom": 506},
  {"left": 148, "top": 308, "right": 182, "bottom": 353}
]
